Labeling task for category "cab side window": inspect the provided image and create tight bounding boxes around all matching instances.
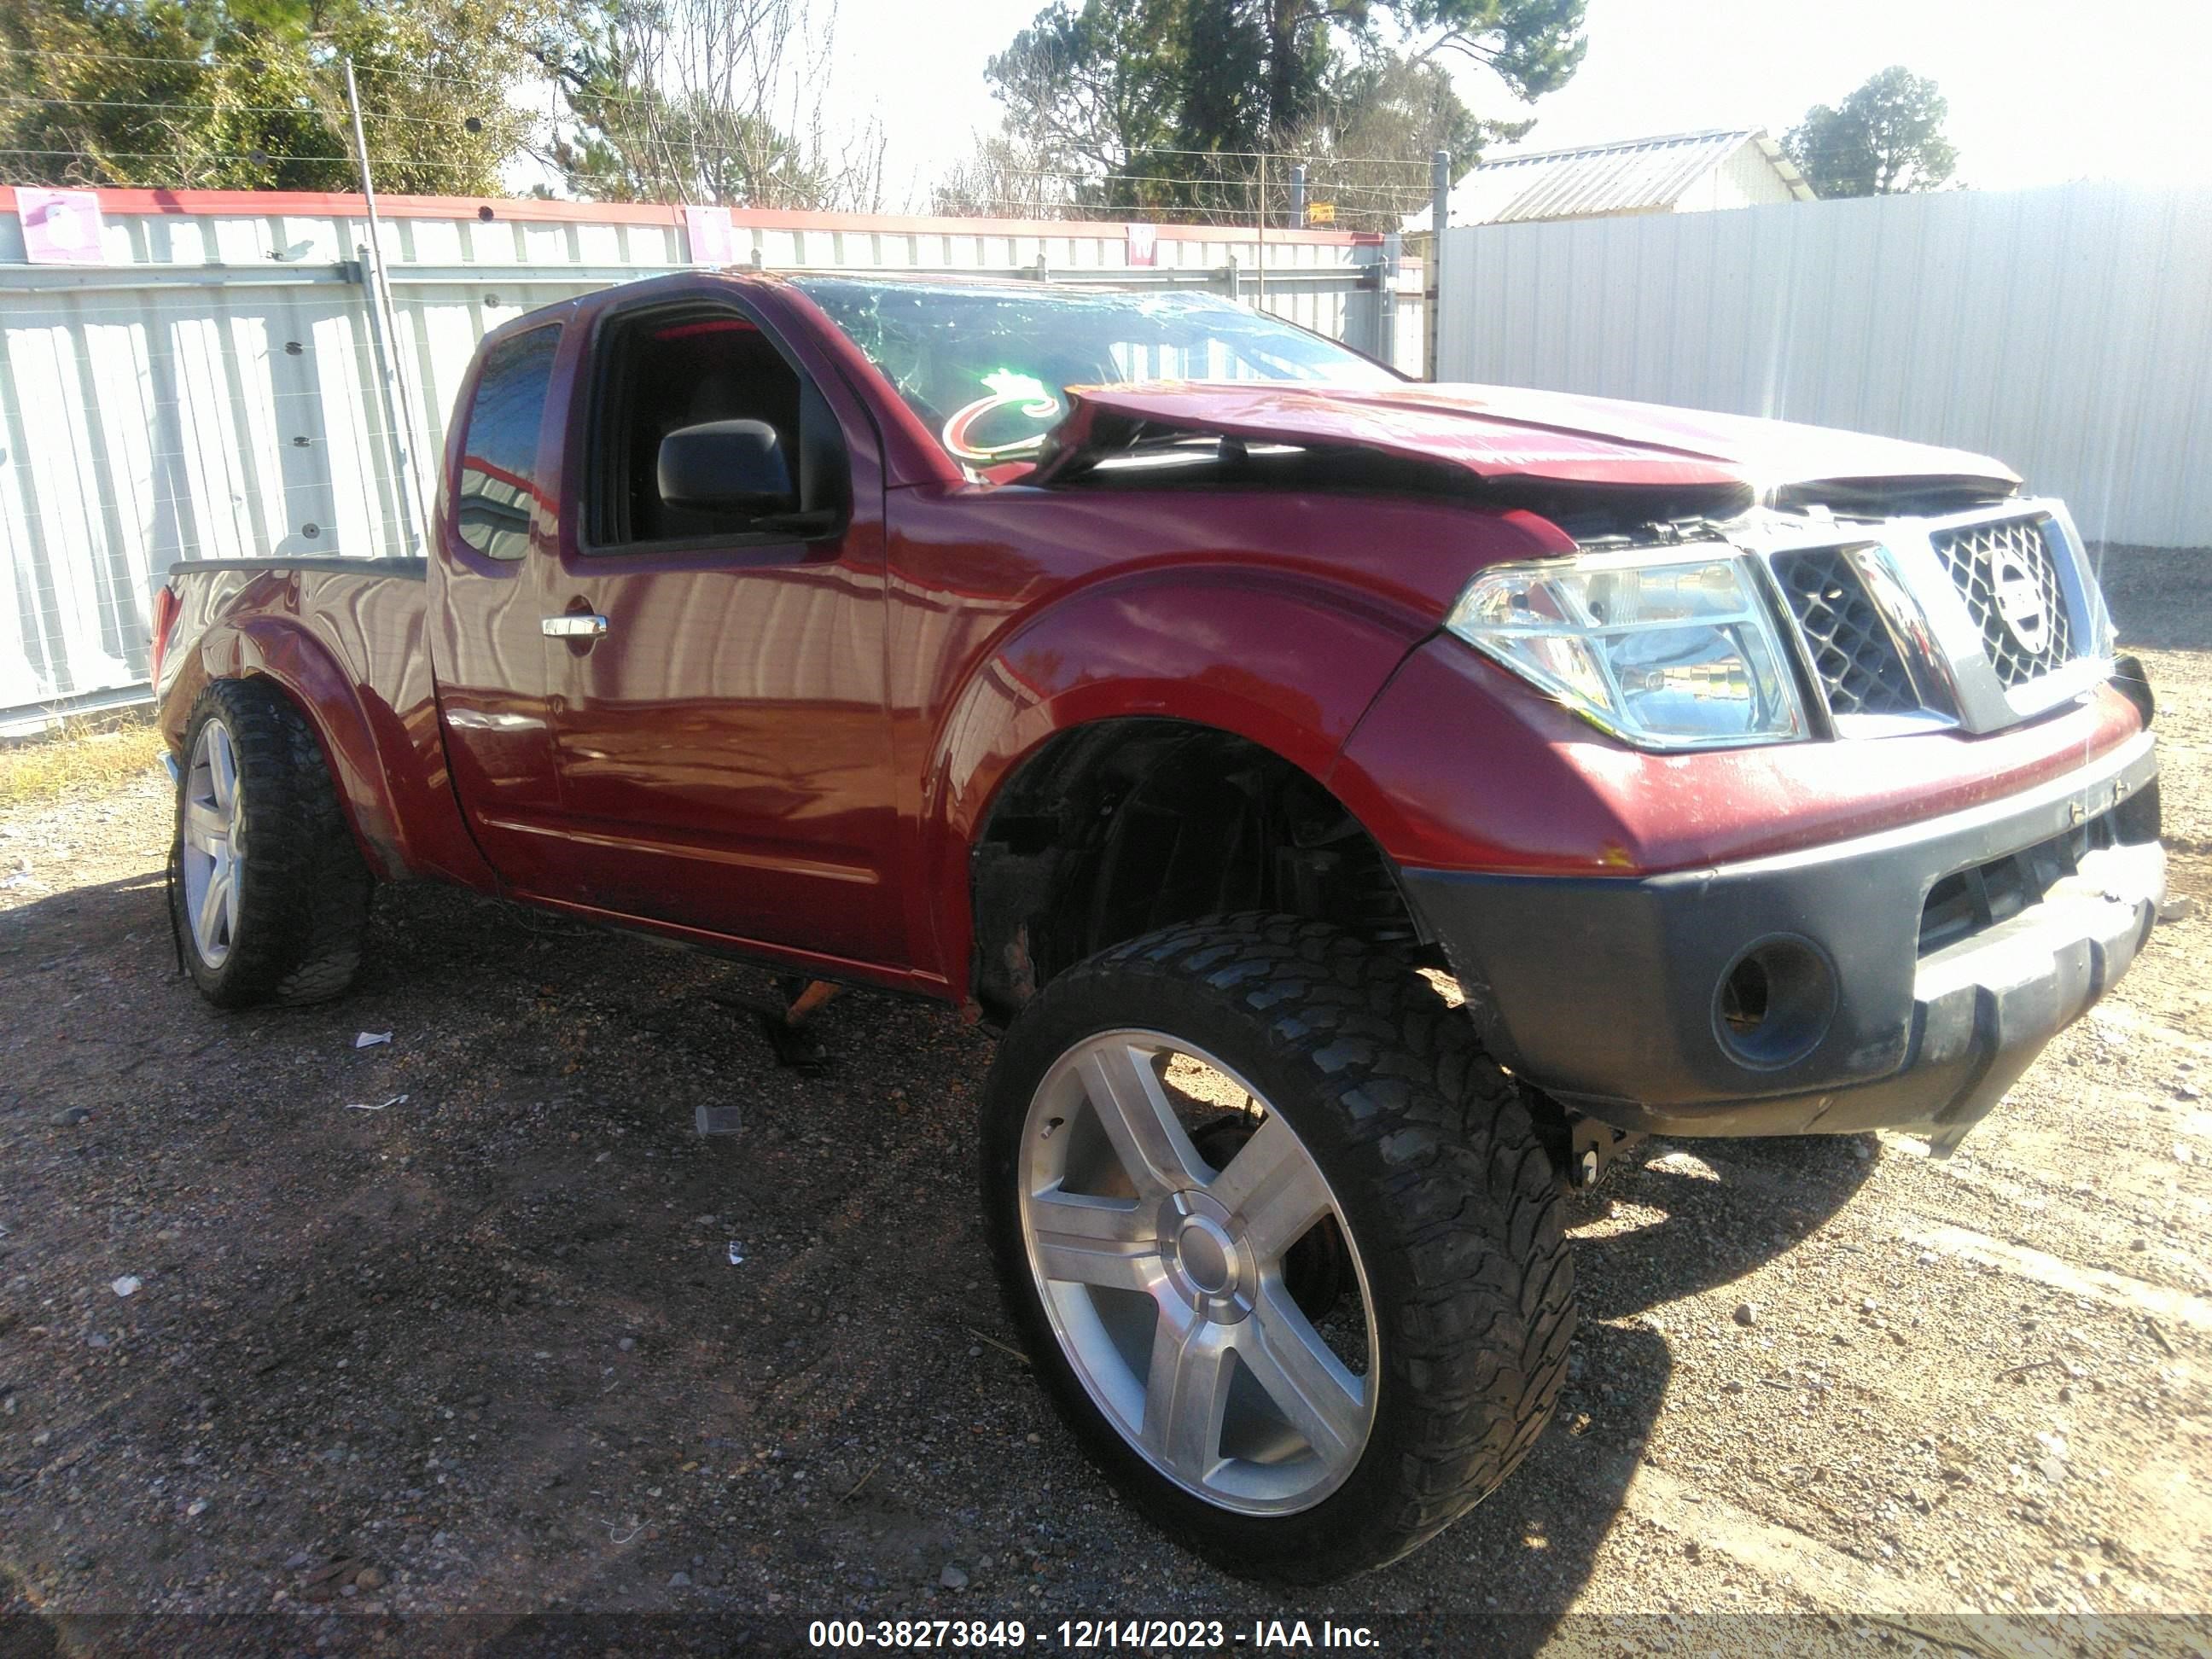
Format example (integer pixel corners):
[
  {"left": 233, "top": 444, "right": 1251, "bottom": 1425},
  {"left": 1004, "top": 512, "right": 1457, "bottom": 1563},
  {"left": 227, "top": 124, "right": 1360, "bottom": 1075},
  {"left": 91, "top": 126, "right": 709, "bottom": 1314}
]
[
  {"left": 454, "top": 325, "right": 561, "bottom": 561},
  {"left": 589, "top": 308, "right": 847, "bottom": 550}
]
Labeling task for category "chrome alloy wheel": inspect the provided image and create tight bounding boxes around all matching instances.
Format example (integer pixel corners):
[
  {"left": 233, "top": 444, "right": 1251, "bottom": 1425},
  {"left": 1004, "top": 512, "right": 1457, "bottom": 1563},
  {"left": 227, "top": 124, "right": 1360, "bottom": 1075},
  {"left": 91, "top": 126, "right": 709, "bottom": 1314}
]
[
  {"left": 179, "top": 716, "right": 243, "bottom": 968},
  {"left": 1018, "top": 1029, "right": 1377, "bottom": 1514}
]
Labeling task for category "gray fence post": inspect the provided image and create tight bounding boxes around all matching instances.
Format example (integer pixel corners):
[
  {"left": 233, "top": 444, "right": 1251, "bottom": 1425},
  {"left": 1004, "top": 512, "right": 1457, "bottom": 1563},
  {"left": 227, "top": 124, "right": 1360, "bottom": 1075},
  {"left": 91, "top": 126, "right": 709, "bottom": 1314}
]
[
  {"left": 1426, "top": 148, "right": 1448, "bottom": 381},
  {"left": 1254, "top": 153, "right": 1266, "bottom": 310}
]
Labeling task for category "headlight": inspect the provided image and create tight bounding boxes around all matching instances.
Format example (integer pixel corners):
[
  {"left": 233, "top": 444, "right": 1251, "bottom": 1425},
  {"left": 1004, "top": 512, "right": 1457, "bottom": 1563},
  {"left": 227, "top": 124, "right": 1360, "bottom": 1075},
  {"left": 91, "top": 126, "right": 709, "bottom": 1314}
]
[{"left": 1443, "top": 547, "right": 1807, "bottom": 749}]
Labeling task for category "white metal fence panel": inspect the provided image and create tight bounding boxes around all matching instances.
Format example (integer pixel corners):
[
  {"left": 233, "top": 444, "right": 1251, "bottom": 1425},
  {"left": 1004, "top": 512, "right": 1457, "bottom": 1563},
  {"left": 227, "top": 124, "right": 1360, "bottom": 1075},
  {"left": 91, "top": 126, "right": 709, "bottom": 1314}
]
[
  {"left": 1436, "top": 181, "right": 2212, "bottom": 549},
  {"left": 1, "top": 189, "right": 1417, "bottom": 725}
]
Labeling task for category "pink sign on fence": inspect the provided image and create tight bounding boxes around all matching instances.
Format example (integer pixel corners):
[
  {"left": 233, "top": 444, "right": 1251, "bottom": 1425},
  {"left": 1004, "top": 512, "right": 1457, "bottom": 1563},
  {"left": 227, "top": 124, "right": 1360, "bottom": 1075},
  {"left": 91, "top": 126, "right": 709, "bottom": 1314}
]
[
  {"left": 1124, "top": 223, "right": 1158, "bottom": 267},
  {"left": 18, "top": 188, "right": 105, "bottom": 265},
  {"left": 683, "top": 205, "right": 737, "bottom": 267}
]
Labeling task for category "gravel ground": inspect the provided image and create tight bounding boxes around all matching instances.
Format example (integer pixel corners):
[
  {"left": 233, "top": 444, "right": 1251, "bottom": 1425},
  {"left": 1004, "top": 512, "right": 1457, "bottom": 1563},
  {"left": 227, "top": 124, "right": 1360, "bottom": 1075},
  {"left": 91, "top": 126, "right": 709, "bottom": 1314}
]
[{"left": 2, "top": 553, "right": 2209, "bottom": 1656}]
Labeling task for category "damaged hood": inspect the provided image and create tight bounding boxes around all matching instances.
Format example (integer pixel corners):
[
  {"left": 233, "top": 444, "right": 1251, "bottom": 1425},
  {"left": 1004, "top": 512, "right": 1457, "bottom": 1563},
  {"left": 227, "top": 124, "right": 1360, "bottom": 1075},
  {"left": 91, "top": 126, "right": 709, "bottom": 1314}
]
[{"left": 1039, "top": 380, "right": 2021, "bottom": 497}]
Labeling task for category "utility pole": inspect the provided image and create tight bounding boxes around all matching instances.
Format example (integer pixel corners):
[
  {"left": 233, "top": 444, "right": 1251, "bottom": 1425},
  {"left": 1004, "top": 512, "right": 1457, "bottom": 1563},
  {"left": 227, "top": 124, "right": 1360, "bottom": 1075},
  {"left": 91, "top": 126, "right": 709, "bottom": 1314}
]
[{"left": 343, "top": 56, "right": 429, "bottom": 556}]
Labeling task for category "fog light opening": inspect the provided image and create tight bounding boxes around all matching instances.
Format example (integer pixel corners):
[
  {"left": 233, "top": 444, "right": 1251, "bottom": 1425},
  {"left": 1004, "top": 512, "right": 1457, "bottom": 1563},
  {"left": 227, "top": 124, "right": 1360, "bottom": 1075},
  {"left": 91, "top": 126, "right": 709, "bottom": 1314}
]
[
  {"left": 1719, "top": 956, "right": 1769, "bottom": 1038},
  {"left": 1713, "top": 935, "right": 1836, "bottom": 1070}
]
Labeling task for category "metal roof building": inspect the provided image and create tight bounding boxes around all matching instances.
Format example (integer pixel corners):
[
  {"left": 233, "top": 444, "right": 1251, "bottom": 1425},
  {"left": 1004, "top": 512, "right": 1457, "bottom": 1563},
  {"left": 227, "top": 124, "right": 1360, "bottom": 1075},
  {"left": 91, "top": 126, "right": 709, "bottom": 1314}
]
[{"left": 1427, "top": 128, "right": 1815, "bottom": 228}]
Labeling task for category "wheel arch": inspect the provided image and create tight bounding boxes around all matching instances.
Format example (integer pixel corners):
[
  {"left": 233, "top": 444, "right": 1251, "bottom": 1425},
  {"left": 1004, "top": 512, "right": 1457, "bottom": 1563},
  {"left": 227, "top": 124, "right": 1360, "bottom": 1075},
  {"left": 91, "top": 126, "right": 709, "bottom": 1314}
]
[
  {"left": 958, "top": 714, "right": 1429, "bottom": 1025},
  {"left": 172, "top": 618, "right": 409, "bottom": 882},
  {"left": 917, "top": 568, "right": 1431, "bottom": 1010}
]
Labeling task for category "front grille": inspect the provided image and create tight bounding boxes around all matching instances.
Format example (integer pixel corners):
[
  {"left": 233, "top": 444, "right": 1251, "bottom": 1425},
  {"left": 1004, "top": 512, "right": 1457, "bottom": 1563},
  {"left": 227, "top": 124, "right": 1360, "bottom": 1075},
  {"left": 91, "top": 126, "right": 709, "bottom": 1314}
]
[
  {"left": 1773, "top": 547, "right": 1919, "bottom": 717},
  {"left": 1930, "top": 516, "right": 2074, "bottom": 689}
]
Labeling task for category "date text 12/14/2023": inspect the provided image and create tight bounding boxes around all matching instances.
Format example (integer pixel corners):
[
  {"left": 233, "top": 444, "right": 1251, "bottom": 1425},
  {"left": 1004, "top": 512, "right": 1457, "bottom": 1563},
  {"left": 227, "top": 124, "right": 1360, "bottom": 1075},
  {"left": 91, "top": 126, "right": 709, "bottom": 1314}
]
[{"left": 805, "top": 1619, "right": 1382, "bottom": 1650}]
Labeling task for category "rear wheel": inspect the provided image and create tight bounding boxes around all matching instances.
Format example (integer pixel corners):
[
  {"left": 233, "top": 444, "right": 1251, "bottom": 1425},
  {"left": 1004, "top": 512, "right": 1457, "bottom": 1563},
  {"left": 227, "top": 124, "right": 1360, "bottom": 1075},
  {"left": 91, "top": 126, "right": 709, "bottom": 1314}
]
[
  {"left": 981, "top": 914, "right": 1575, "bottom": 1583},
  {"left": 172, "top": 678, "right": 373, "bottom": 1008}
]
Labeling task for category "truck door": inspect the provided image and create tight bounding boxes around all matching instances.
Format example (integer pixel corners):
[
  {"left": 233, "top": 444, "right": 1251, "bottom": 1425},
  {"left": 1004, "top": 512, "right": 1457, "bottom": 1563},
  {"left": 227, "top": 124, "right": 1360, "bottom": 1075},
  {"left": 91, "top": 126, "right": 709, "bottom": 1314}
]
[
  {"left": 428, "top": 319, "right": 571, "bottom": 885},
  {"left": 527, "top": 289, "right": 903, "bottom": 968}
]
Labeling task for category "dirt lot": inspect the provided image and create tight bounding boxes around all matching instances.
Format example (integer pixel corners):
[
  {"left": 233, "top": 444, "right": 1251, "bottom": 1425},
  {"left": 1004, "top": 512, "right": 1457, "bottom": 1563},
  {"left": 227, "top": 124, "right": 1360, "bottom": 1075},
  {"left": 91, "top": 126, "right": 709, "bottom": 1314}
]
[{"left": 2, "top": 555, "right": 2209, "bottom": 1656}]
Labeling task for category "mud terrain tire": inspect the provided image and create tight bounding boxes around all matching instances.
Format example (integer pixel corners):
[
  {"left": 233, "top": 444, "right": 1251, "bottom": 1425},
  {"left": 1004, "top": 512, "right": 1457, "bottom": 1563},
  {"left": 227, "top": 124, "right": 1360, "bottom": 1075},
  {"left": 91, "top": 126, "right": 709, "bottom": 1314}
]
[
  {"left": 172, "top": 678, "right": 373, "bottom": 1008},
  {"left": 981, "top": 913, "right": 1575, "bottom": 1582}
]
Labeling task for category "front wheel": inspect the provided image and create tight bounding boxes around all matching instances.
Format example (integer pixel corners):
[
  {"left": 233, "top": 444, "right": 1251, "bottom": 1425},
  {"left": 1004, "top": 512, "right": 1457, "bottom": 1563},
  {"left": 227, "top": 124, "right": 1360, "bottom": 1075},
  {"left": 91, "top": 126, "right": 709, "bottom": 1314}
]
[{"left": 980, "top": 915, "right": 1575, "bottom": 1583}]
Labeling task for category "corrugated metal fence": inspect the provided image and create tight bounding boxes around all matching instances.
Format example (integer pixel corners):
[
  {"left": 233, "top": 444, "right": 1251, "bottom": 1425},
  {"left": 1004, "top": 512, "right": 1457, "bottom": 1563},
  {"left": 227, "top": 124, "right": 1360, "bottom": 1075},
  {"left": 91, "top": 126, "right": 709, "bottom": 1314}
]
[
  {"left": 0, "top": 189, "right": 1423, "bottom": 727},
  {"left": 1435, "top": 179, "right": 2212, "bottom": 550}
]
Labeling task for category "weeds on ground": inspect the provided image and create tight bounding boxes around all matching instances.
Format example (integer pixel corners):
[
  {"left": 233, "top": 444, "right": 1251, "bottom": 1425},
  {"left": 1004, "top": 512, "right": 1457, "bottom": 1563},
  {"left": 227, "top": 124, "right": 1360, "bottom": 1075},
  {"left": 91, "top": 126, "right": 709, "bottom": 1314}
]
[{"left": 0, "top": 717, "right": 166, "bottom": 809}]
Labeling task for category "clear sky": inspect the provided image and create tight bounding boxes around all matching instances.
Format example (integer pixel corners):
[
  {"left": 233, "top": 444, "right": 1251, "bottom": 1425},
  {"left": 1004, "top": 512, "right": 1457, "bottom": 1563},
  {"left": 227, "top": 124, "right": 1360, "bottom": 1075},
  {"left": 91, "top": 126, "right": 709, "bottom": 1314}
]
[{"left": 830, "top": 0, "right": 2212, "bottom": 204}]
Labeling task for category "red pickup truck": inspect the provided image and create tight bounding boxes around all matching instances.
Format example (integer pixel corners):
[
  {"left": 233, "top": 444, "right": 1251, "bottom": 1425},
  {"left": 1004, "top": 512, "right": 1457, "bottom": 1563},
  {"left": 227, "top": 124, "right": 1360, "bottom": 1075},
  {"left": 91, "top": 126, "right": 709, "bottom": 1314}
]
[{"left": 149, "top": 271, "right": 2164, "bottom": 1583}]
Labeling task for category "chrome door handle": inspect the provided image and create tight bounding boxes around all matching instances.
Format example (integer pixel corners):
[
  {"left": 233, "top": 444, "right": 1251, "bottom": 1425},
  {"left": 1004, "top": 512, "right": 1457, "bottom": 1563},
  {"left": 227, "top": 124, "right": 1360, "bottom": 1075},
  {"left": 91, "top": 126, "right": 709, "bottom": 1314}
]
[{"left": 542, "top": 614, "right": 608, "bottom": 638}]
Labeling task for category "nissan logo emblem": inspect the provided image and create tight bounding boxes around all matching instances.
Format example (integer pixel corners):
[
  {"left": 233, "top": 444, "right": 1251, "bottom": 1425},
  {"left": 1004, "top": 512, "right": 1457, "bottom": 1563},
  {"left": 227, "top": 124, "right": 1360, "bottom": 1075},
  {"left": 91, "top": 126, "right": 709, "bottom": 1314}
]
[{"left": 1990, "top": 549, "right": 2052, "bottom": 655}]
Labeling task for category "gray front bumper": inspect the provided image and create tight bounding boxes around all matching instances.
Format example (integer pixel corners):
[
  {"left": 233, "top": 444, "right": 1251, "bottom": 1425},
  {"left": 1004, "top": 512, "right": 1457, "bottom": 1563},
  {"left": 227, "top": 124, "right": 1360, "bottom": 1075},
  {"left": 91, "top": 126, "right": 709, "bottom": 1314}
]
[
  {"left": 1907, "top": 835, "right": 2163, "bottom": 1150},
  {"left": 1402, "top": 731, "right": 2163, "bottom": 1149}
]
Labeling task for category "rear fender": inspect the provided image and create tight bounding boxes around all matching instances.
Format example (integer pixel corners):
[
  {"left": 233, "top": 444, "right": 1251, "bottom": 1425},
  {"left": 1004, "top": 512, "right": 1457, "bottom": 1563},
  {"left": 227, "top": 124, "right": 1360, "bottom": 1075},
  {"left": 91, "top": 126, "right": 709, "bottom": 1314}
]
[
  {"left": 921, "top": 569, "right": 1425, "bottom": 992},
  {"left": 179, "top": 616, "right": 416, "bottom": 882}
]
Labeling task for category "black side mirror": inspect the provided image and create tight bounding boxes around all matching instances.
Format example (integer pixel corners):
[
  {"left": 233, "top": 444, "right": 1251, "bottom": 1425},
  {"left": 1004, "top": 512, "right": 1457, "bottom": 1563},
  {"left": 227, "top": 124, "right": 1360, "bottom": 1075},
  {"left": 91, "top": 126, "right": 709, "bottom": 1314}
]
[{"left": 657, "top": 419, "right": 796, "bottom": 515}]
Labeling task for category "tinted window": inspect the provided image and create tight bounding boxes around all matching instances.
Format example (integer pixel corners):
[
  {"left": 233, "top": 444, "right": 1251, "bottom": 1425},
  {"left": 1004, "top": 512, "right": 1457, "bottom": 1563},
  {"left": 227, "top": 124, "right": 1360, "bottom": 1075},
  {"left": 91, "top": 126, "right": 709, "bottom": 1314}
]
[
  {"left": 792, "top": 279, "right": 1394, "bottom": 469},
  {"left": 455, "top": 326, "right": 560, "bottom": 560}
]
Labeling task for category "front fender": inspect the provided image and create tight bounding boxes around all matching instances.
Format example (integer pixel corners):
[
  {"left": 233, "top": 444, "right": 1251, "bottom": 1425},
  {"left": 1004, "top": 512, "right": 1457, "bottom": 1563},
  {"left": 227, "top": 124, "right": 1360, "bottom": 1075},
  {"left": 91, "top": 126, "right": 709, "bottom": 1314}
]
[{"left": 921, "top": 568, "right": 1427, "bottom": 992}]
